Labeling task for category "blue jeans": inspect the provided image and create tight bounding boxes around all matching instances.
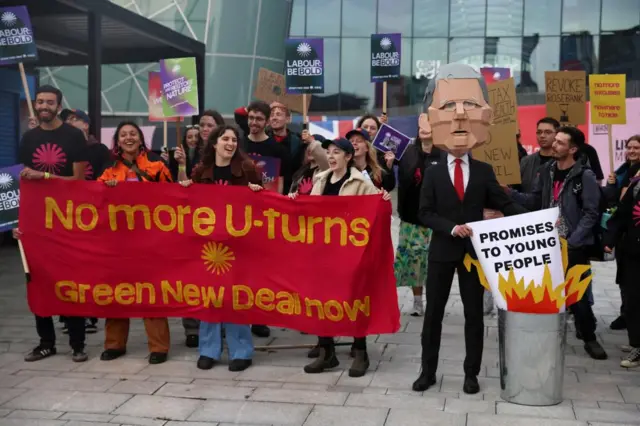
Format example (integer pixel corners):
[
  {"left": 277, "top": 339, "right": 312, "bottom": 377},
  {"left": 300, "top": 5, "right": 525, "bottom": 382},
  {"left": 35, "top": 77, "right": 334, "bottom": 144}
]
[{"left": 199, "top": 322, "right": 253, "bottom": 361}]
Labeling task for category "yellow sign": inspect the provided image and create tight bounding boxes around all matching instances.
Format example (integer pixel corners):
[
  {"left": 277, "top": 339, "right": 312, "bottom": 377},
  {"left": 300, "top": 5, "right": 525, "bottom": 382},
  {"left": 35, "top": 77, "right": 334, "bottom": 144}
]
[
  {"left": 589, "top": 74, "right": 626, "bottom": 125},
  {"left": 545, "top": 71, "right": 587, "bottom": 125}
]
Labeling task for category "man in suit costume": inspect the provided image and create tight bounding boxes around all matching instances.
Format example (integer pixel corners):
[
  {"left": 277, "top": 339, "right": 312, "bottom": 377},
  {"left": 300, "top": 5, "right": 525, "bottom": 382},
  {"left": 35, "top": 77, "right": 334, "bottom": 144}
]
[{"left": 412, "top": 63, "right": 528, "bottom": 394}]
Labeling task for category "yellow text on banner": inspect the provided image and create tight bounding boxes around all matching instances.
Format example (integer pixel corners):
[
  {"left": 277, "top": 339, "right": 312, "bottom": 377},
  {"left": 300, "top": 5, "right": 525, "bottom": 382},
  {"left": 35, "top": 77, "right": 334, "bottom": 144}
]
[{"left": 589, "top": 74, "right": 627, "bottom": 125}]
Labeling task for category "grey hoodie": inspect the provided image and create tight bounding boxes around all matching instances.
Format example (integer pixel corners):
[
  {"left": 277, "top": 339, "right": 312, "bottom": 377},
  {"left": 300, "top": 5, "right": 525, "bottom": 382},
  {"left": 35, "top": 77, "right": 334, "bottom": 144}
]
[{"left": 509, "top": 160, "right": 601, "bottom": 248}]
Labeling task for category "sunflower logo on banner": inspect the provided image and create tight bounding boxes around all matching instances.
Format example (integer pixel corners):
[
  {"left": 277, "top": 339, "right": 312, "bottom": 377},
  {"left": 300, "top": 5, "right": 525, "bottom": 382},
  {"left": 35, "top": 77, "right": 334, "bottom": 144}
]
[{"left": 201, "top": 242, "right": 235, "bottom": 275}]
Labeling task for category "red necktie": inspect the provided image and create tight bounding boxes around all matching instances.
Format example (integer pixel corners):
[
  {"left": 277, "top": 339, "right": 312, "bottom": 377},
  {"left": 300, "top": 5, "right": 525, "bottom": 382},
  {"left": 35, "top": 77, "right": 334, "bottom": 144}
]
[{"left": 454, "top": 158, "right": 464, "bottom": 201}]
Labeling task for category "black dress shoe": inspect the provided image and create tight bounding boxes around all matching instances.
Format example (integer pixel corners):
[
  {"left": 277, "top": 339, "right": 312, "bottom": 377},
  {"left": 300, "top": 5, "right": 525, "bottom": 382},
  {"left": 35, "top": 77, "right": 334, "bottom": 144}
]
[
  {"left": 412, "top": 372, "right": 436, "bottom": 392},
  {"left": 100, "top": 349, "right": 126, "bottom": 361},
  {"left": 185, "top": 335, "right": 199, "bottom": 348},
  {"left": 307, "top": 345, "right": 320, "bottom": 358},
  {"left": 251, "top": 325, "right": 271, "bottom": 338},
  {"left": 610, "top": 315, "right": 626, "bottom": 330},
  {"left": 149, "top": 352, "right": 168, "bottom": 364},
  {"left": 463, "top": 375, "right": 480, "bottom": 394},
  {"left": 197, "top": 355, "right": 216, "bottom": 370},
  {"left": 229, "top": 358, "right": 253, "bottom": 372}
]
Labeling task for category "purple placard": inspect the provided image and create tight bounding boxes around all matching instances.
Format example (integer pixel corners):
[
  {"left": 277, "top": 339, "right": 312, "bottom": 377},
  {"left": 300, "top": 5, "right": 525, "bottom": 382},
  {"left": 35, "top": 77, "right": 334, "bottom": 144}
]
[
  {"left": 0, "top": 164, "right": 24, "bottom": 232},
  {"left": 249, "top": 154, "right": 282, "bottom": 192},
  {"left": 372, "top": 124, "right": 411, "bottom": 160},
  {"left": 0, "top": 6, "right": 38, "bottom": 66},
  {"left": 285, "top": 38, "right": 324, "bottom": 94},
  {"left": 370, "top": 33, "right": 401, "bottom": 83}
]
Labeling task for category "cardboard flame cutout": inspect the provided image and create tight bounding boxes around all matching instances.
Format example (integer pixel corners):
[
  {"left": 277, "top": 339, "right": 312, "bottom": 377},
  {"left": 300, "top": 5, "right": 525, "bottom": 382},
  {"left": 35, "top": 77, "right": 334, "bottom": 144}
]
[{"left": 464, "top": 239, "right": 592, "bottom": 313}]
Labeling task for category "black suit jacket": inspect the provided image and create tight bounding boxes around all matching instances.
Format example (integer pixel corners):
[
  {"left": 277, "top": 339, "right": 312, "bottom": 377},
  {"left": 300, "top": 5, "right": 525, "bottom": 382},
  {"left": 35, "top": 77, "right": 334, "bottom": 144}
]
[{"left": 419, "top": 157, "right": 528, "bottom": 262}]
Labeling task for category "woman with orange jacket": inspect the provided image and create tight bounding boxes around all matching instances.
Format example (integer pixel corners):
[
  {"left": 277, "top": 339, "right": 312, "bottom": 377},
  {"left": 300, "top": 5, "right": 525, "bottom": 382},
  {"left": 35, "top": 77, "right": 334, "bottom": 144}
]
[{"left": 97, "top": 121, "right": 172, "bottom": 364}]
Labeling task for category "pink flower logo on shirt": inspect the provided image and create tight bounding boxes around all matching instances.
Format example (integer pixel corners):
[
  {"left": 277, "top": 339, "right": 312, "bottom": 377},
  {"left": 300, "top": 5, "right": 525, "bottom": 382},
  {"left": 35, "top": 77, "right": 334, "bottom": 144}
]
[
  {"left": 85, "top": 163, "right": 94, "bottom": 180},
  {"left": 633, "top": 202, "right": 640, "bottom": 227},
  {"left": 214, "top": 179, "right": 229, "bottom": 186},
  {"left": 298, "top": 177, "right": 313, "bottom": 194},
  {"left": 32, "top": 143, "right": 67, "bottom": 174}
]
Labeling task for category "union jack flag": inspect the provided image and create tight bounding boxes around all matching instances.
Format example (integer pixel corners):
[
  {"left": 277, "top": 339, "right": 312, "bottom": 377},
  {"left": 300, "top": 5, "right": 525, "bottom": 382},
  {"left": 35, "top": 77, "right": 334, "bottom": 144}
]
[{"left": 307, "top": 117, "right": 360, "bottom": 140}]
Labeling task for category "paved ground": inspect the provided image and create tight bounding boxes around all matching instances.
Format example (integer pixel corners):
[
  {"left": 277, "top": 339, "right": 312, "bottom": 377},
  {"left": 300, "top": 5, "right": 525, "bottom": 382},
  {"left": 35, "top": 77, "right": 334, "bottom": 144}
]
[{"left": 0, "top": 216, "right": 639, "bottom": 426}]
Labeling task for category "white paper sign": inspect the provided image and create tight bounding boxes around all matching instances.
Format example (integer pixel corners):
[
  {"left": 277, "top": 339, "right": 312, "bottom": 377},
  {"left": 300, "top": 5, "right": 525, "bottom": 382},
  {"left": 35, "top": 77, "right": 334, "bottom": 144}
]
[{"left": 467, "top": 208, "right": 565, "bottom": 311}]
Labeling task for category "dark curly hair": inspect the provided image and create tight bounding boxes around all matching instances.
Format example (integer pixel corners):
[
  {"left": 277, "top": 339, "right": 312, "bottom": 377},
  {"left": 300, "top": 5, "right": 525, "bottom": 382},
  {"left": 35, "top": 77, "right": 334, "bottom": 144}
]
[
  {"left": 111, "top": 121, "right": 147, "bottom": 158},
  {"left": 191, "top": 124, "right": 252, "bottom": 181}
]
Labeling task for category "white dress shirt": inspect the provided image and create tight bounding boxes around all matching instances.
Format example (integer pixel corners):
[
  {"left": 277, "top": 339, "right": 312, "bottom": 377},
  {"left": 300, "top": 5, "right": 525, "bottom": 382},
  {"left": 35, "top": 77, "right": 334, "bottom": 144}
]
[{"left": 447, "top": 153, "right": 470, "bottom": 191}]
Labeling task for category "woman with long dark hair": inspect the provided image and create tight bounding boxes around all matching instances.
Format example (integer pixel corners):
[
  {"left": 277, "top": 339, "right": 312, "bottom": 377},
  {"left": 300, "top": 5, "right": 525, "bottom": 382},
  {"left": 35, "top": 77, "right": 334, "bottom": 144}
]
[
  {"left": 356, "top": 114, "right": 396, "bottom": 191},
  {"left": 179, "top": 125, "right": 263, "bottom": 371},
  {"left": 98, "top": 121, "right": 172, "bottom": 364}
]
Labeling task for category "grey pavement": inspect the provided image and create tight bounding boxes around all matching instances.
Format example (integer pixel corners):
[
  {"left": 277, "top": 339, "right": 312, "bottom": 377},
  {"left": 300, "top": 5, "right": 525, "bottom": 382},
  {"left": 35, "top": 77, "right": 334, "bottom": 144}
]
[{"left": 0, "top": 214, "right": 639, "bottom": 425}]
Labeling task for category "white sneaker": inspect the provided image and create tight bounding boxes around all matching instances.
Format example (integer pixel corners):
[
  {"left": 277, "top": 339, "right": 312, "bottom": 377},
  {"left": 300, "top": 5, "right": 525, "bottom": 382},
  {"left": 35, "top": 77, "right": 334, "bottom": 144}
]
[
  {"left": 410, "top": 299, "right": 424, "bottom": 317},
  {"left": 621, "top": 344, "right": 632, "bottom": 353},
  {"left": 620, "top": 347, "right": 640, "bottom": 368}
]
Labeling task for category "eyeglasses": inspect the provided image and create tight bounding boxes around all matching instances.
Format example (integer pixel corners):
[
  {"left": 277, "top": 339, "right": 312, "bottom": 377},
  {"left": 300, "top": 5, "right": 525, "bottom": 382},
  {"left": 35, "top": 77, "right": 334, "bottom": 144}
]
[
  {"left": 536, "top": 130, "right": 555, "bottom": 136},
  {"left": 186, "top": 125, "right": 200, "bottom": 129}
]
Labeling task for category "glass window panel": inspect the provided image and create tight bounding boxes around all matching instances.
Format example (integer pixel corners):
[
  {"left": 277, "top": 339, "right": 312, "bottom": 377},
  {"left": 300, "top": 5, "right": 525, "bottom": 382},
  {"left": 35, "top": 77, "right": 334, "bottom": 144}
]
[
  {"left": 484, "top": 37, "right": 523, "bottom": 84},
  {"left": 487, "top": 0, "right": 524, "bottom": 37},
  {"left": 599, "top": 33, "right": 640, "bottom": 80},
  {"left": 520, "top": 36, "right": 560, "bottom": 95},
  {"left": 342, "top": 0, "right": 377, "bottom": 37},
  {"left": 289, "top": 0, "right": 306, "bottom": 36},
  {"left": 183, "top": 0, "right": 209, "bottom": 42},
  {"left": 450, "top": 0, "right": 487, "bottom": 37},
  {"left": 129, "top": 0, "right": 175, "bottom": 17},
  {"left": 206, "top": 0, "right": 259, "bottom": 55},
  {"left": 414, "top": 0, "right": 449, "bottom": 37},
  {"left": 205, "top": 56, "right": 253, "bottom": 114},
  {"left": 307, "top": 0, "right": 340, "bottom": 37},
  {"left": 341, "top": 38, "right": 375, "bottom": 111},
  {"left": 601, "top": 0, "right": 640, "bottom": 31},
  {"left": 562, "top": 0, "right": 601, "bottom": 34},
  {"left": 257, "top": 0, "right": 291, "bottom": 59},
  {"left": 412, "top": 38, "right": 448, "bottom": 78},
  {"left": 523, "top": 0, "right": 561, "bottom": 36},
  {"left": 53, "top": 66, "right": 88, "bottom": 110},
  {"left": 401, "top": 37, "right": 411, "bottom": 77},
  {"left": 449, "top": 38, "right": 486, "bottom": 68},
  {"left": 378, "top": 0, "right": 412, "bottom": 34},
  {"left": 560, "top": 34, "right": 599, "bottom": 74},
  {"left": 307, "top": 38, "right": 341, "bottom": 114}
]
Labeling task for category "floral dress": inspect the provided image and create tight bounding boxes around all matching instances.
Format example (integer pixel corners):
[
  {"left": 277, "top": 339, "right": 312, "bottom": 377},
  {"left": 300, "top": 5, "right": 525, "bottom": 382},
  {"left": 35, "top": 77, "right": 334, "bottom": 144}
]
[{"left": 394, "top": 221, "right": 432, "bottom": 288}]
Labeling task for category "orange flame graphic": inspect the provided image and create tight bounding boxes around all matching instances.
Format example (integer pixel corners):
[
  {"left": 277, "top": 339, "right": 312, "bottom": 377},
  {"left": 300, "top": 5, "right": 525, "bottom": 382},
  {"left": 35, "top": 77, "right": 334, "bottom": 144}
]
[{"left": 464, "top": 239, "right": 592, "bottom": 313}]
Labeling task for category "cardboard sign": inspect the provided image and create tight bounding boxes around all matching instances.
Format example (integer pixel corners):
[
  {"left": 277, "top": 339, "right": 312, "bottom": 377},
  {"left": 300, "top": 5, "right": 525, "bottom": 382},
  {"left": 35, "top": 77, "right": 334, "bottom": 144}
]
[
  {"left": 253, "top": 68, "right": 310, "bottom": 113},
  {"left": 0, "top": 164, "right": 23, "bottom": 232},
  {"left": 159, "top": 57, "right": 199, "bottom": 117},
  {"left": 0, "top": 6, "right": 38, "bottom": 65},
  {"left": 285, "top": 38, "right": 324, "bottom": 94},
  {"left": 589, "top": 74, "right": 627, "bottom": 125},
  {"left": 148, "top": 72, "right": 179, "bottom": 122},
  {"left": 545, "top": 71, "right": 587, "bottom": 125},
  {"left": 371, "top": 124, "right": 411, "bottom": 160},
  {"left": 473, "top": 77, "right": 521, "bottom": 185},
  {"left": 370, "top": 33, "right": 401, "bottom": 83}
]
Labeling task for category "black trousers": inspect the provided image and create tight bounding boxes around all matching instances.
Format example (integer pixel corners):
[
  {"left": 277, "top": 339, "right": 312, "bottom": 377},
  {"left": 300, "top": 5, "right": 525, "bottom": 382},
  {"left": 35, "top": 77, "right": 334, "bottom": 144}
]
[
  {"left": 567, "top": 248, "right": 597, "bottom": 342},
  {"left": 620, "top": 255, "right": 640, "bottom": 347},
  {"left": 421, "top": 260, "right": 485, "bottom": 377},
  {"left": 318, "top": 337, "right": 367, "bottom": 350},
  {"left": 36, "top": 315, "right": 85, "bottom": 352}
]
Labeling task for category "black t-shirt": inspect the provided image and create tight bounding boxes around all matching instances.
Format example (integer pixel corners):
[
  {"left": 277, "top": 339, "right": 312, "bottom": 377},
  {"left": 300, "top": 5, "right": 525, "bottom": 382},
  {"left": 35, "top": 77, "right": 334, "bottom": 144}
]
[
  {"left": 246, "top": 136, "right": 292, "bottom": 194},
  {"left": 19, "top": 123, "right": 88, "bottom": 177},
  {"left": 553, "top": 165, "right": 571, "bottom": 201},
  {"left": 539, "top": 154, "right": 553, "bottom": 166},
  {"left": 212, "top": 165, "right": 233, "bottom": 185},
  {"left": 581, "top": 143, "right": 604, "bottom": 181},
  {"left": 85, "top": 142, "right": 111, "bottom": 181},
  {"left": 322, "top": 170, "right": 350, "bottom": 196}
]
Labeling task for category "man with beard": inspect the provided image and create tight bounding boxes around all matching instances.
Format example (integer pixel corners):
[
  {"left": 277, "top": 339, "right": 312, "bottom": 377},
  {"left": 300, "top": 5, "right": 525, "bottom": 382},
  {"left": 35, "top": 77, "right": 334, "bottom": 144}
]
[
  {"left": 13, "top": 85, "right": 89, "bottom": 363},
  {"left": 242, "top": 101, "right": 292, "bottom": 339}
]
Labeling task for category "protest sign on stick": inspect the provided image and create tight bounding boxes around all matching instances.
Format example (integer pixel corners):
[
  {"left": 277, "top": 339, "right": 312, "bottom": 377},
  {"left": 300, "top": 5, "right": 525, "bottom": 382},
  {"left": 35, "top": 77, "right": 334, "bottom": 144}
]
[
  {"left": 0, "top": 5, "right": 39, "bottom": 281},
  {"left": 545, "top": 71, "right": 587, "bottom": 125},
  {"left": 371, "top": 33, "right": 401, "bottom": 115},
  {"left": 254, "top": 68, "right": 310, "bottom": 114},
  {"left": 148, "top": 71, "right": 180, "bottom": 150},
  {"left": 464, "top": 208, "right": 591, "bottom": 313},
  {"left": 589, "top": 74, "right": 627, "bottom": 172},
  {"left": 473, "top": 77, "right": 521, "bottom": 185},
  {"left": 371, "top": 124, "right": 411, "bottom": 160},
  {"left": 285, "top": 38, "right": 324, "bottom": 128}
]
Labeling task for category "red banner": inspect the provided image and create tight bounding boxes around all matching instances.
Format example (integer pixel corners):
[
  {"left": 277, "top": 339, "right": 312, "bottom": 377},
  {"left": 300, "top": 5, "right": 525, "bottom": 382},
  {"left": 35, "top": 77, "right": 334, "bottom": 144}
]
[{"left": 19, "top": 180, "right": 400, "bottom": 336}]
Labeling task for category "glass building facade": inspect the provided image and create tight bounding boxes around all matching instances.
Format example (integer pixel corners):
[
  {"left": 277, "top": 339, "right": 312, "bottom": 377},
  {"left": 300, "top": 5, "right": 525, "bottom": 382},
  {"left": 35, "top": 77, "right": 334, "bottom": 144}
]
[
  {"left": 290, "top": 0, "right": 640, "bottom": 116},
  {"left": 38, "top": 0, "right": 293, "bottom": 120}
]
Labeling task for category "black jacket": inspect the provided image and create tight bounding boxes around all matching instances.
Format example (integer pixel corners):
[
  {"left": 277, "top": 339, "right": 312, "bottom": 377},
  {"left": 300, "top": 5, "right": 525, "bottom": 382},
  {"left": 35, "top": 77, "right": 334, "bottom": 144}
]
[
  {"left": 604, "top": 179, "right": 640, "bottom": 257},
  {"left": 397, "top": 142, "right": 443, "bottom": 226},
  {"left": 419, "top": 157, "right": 528, "bottom": 262}
]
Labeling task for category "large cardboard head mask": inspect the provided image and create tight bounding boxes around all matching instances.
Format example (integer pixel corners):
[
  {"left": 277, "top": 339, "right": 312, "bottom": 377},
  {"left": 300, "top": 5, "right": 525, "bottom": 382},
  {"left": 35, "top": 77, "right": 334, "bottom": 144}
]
[{"left": 419, "top": 63, "right": 493, "bottom": 157}]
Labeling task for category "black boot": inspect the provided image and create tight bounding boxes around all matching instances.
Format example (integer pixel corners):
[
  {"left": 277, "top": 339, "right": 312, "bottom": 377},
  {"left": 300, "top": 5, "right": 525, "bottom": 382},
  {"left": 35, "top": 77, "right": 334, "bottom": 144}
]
[
  {"left": 348, "top": 349, "right": 370, "bottom": 377},
  {"left": 307, "top": 345, "right": 320, "bottom": 358},
  {"left": 304, "top": 345, "right": 339, "bottom": 374},
  {"left": 251, "top": 325, "right": 271, "bottom": 338},
  {"left": 610, "top": 316, "right": 626, "bottom": 330}
]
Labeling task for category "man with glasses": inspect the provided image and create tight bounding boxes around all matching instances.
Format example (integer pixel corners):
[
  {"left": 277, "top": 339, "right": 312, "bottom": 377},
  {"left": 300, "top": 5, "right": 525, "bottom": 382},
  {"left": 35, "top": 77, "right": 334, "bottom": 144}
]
[{"left": 519, "top": 117, "right": 558, "bottom": 193}]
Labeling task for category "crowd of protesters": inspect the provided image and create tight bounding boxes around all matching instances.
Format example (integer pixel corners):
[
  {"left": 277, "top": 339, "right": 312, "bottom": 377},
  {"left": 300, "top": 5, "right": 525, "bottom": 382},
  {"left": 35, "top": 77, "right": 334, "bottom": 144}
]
[{"left": 9, "top": 83, "right": 640, "bottom": 394}]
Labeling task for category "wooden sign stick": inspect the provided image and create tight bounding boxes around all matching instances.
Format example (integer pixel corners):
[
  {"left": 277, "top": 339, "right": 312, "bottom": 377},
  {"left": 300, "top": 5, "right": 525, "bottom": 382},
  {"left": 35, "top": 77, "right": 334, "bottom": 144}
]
[
  {"left": 17, "top": 62, "right": 33, "bottom": 282},
  {"left": 302, "top": 94, "right": 308, "bottom": 130},
  {"left": 607, "top": 124, "right": 614, "bottom": 173},
  {"left": 382, "top": 81, "right": 388, "bottom": 116}
]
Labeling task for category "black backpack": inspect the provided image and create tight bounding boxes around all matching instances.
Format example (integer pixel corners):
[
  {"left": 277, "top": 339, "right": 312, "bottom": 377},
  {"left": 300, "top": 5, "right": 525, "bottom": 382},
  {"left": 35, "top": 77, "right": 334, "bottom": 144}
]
[{"left": 573, "top": 173, "right": 609, "bottom": 261}]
